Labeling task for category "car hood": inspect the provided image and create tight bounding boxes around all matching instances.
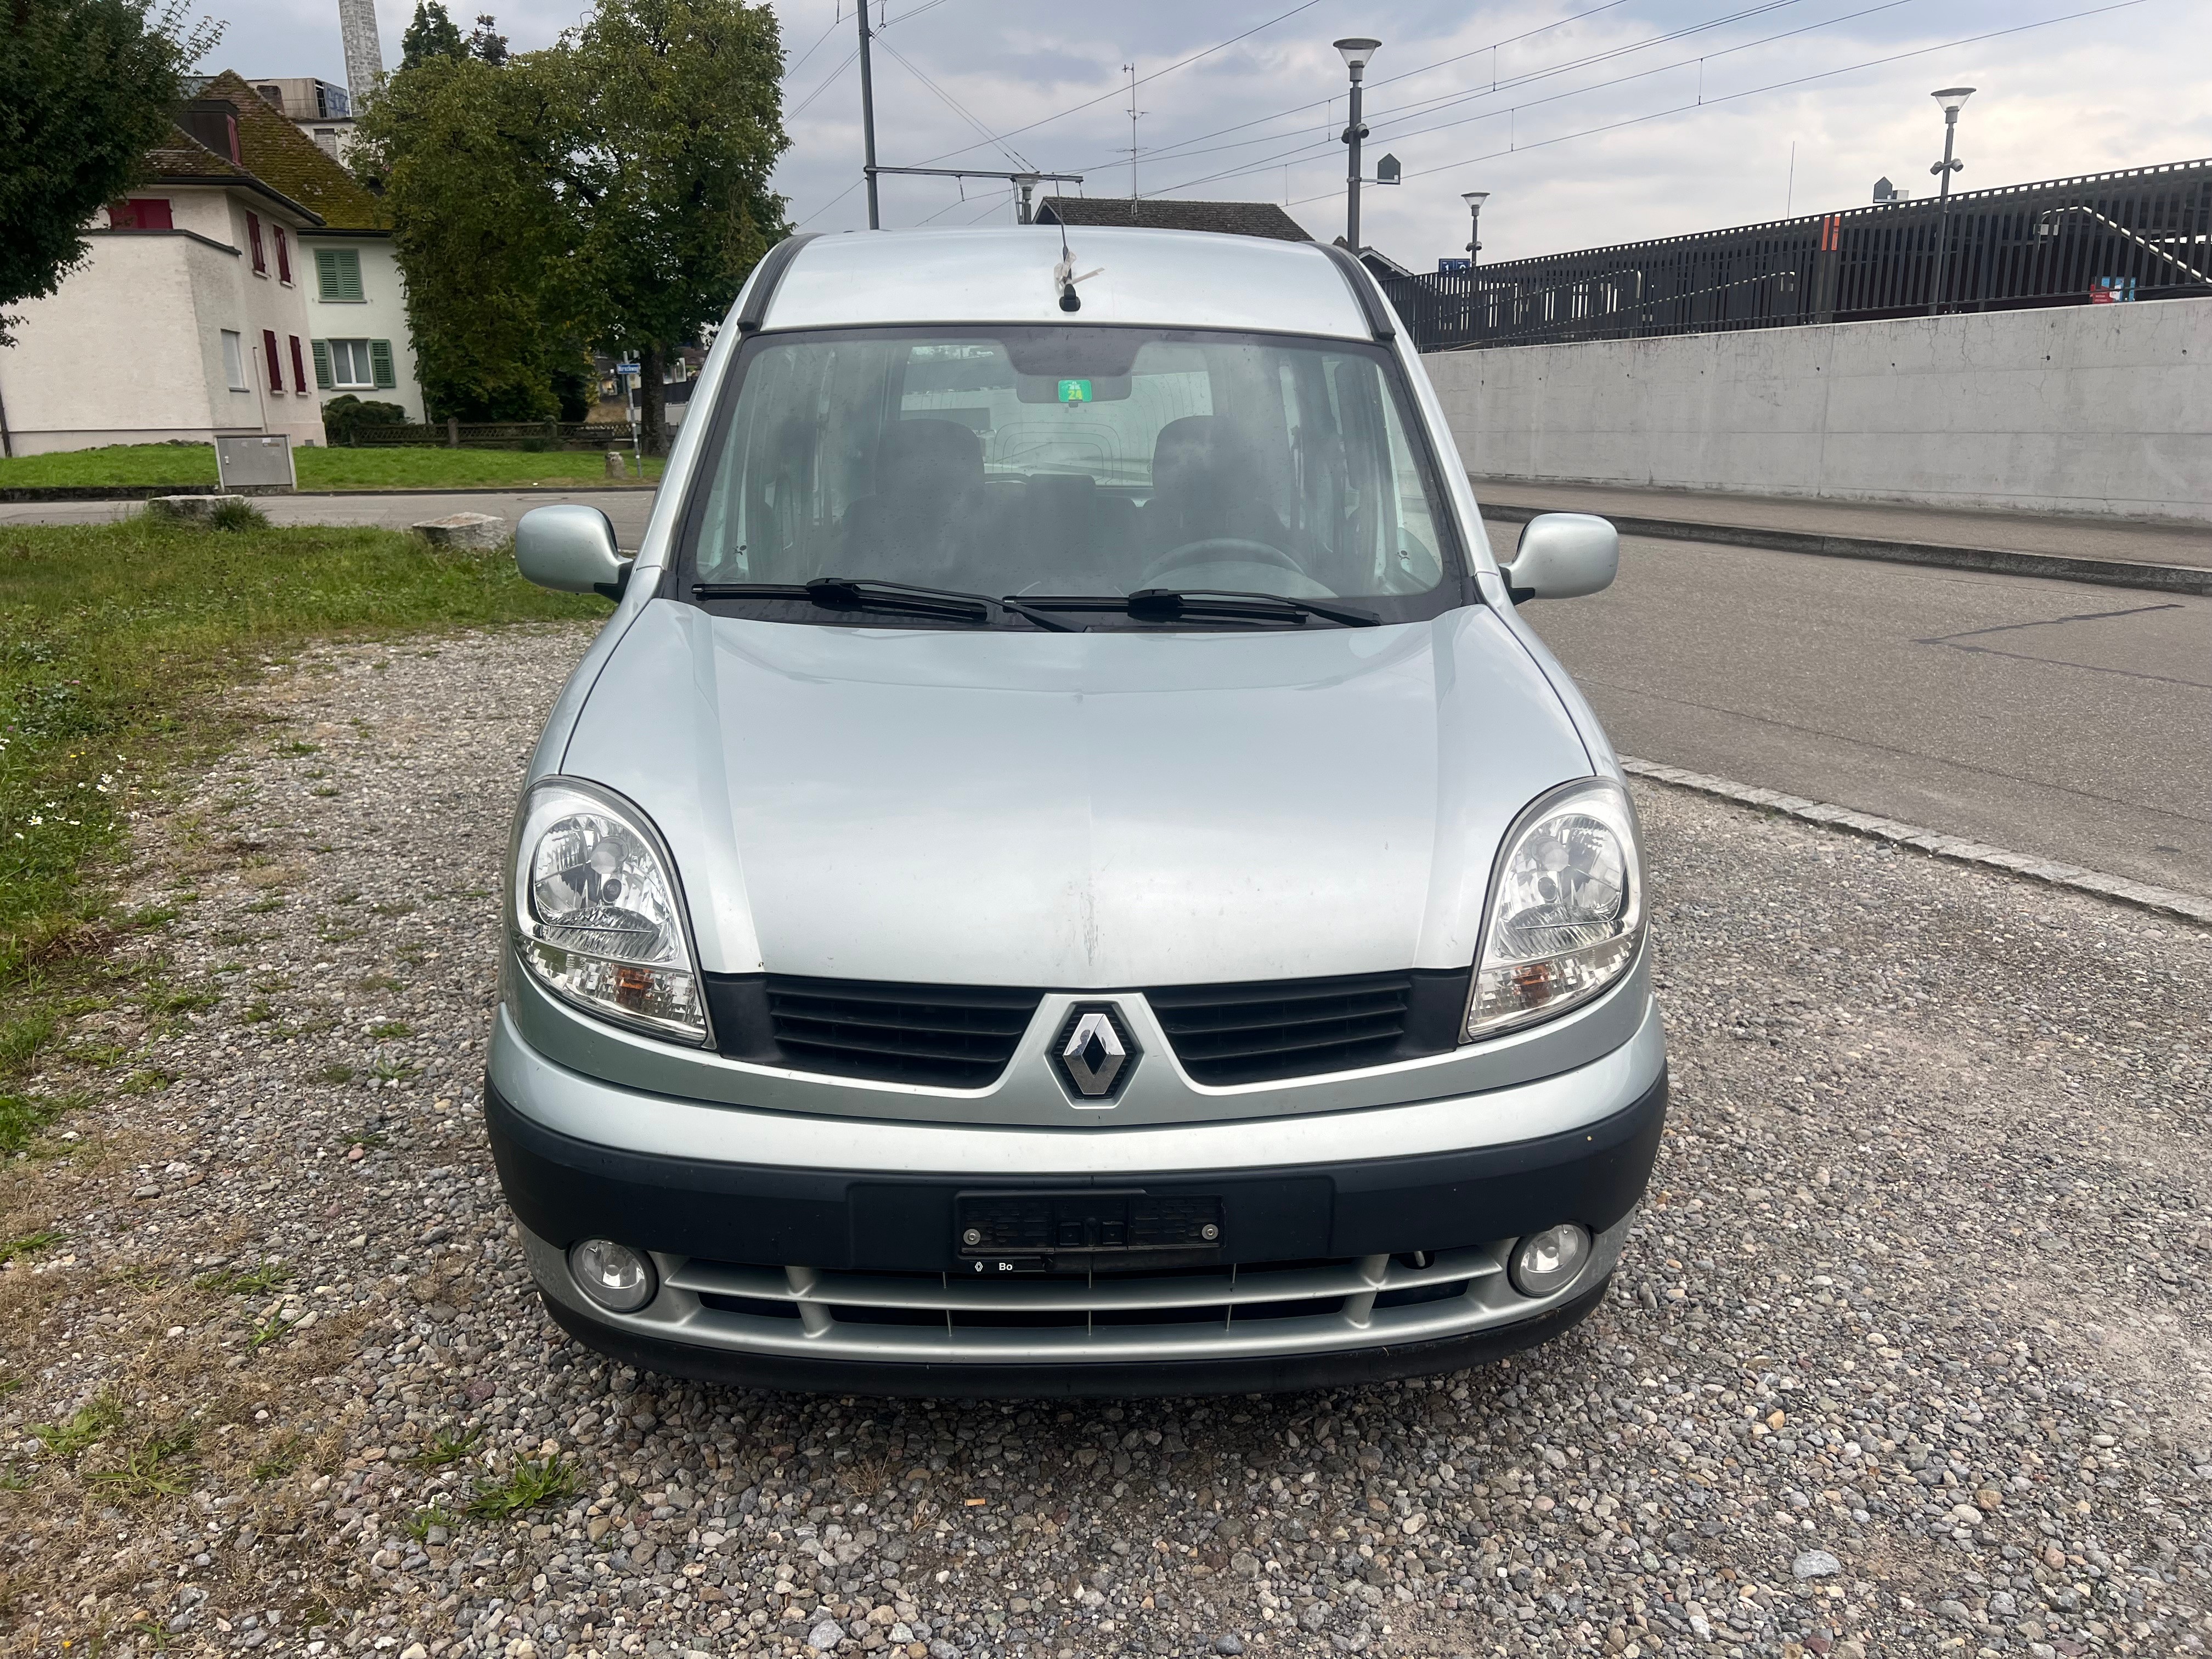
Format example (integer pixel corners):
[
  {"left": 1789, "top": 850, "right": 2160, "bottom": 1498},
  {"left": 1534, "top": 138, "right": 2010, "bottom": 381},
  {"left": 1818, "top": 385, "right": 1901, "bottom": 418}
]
[{"left": 558, "top": 601, "right": 1591, "bottom": 985}]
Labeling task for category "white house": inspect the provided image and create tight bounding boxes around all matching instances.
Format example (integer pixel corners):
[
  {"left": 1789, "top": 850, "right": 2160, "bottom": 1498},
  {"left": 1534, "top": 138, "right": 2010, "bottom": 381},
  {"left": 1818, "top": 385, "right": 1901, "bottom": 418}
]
[
  {"left": 0, "top": 72, "right": 424, "bottom": 459},
  {"left": 208, "top": 70, "right": 426, "bottom": 424},
  {"left": 0, "top": 98, "right": 330, "bottom": 456}
]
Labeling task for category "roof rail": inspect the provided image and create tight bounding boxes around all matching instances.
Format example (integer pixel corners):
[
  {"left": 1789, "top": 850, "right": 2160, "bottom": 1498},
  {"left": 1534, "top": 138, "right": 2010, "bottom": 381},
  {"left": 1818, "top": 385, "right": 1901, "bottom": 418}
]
[
  {"left": 1319, "top": 243, "right": 1397, "bottom": 343},
  {"left": 736, "top": 233, "right": 820, "bottom": 335}
]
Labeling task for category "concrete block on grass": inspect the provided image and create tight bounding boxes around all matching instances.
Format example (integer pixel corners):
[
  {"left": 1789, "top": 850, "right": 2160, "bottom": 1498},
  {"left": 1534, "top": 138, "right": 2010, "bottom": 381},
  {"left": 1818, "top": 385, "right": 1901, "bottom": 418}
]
[{"left": 411, "top": 512, "right": 509, "bottom": 550}]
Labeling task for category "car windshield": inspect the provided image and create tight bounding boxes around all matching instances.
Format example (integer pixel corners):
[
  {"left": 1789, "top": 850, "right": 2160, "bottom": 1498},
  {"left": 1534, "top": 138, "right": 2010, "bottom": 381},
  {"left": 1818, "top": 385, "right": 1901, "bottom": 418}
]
[{"left": 680, "top": 325, "right": 1458, "bottom": 614}]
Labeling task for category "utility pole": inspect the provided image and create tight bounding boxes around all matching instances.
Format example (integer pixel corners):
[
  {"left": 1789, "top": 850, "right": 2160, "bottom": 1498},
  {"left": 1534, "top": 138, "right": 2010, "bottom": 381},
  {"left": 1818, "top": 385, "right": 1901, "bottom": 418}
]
[
  {"left": 1125, "top": 63, "right": 1142, "bottom": 198},
  {"left": 1334, "top": 38, "right": 1378, "bottom": 252},
  {"left": 1927, "top": 86, "right": 1974, "bottom": 314},
  {"left": 857, "top": 1, "right": 882, "bottom": 229}
]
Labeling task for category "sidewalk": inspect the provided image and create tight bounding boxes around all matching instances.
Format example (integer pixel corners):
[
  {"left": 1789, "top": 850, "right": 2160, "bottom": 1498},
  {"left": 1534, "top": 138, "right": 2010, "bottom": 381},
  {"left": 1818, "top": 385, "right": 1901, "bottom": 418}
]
[
  {"left": 0, "top": 487, "right": 659, "bottom": 544},
  {"left": 1473, "top": 478, "right": 2212, "bottom": 592}
]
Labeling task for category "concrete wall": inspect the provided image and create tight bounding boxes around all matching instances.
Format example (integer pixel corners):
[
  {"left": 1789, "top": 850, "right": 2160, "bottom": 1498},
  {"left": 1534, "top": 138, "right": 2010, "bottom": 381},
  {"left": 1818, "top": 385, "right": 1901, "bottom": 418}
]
[{"left": 1421, "top": 298, "right": 2212, "bottom": 523}]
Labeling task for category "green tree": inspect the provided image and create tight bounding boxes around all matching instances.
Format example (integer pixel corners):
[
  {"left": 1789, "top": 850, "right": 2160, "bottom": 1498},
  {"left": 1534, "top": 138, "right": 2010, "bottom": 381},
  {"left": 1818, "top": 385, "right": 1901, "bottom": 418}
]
[
  {"left": 352, "top": 53, "right": 581, "bottom": 420},
  {"left": 467, "top": 12, "right": 510, "bottom": 65},
  {"left": 566, "top": 0, "right": 788, "bottom": 452},
  {"left": 0, "top": 0, "right": 221, "bottom": 346},
  {"left": 399, "top": 1, "right": 465, "bottom": 70}
]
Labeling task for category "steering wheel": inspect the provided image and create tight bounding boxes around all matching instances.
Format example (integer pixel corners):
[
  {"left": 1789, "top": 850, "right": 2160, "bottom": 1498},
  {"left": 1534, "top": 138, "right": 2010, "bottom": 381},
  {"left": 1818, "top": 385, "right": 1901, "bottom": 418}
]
[{"left": 1141, "top": 537, "right": 1304, "bottom": 583}]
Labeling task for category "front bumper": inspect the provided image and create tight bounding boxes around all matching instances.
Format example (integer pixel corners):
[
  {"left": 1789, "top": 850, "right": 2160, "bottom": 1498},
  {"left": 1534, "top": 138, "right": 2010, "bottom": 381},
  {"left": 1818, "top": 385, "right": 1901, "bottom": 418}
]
[{"left": 486, "top": 998, "right": 1666, "bottom": 1395}]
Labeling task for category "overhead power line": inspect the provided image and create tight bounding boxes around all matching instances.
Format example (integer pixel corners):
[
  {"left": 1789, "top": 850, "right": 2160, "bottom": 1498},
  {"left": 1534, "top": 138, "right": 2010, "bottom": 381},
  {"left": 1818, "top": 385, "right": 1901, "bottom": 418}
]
[
  {"left": 1152, "top": 0, "right": 1927, "bottom": 198},
  {"left": 1282, "top": 0, "right": 2159, "bottom": 208},
  {"left": 1075, "top": 0, "right": 1827, "bottom": 179}
]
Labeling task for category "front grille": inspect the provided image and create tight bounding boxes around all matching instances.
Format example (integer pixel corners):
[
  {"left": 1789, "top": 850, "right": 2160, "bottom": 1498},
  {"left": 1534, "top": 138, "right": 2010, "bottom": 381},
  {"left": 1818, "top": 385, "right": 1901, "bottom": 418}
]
[
  {"left": 669, "top": 1246, "right": 1510, "bottom": 1359},
  {"left": 763, "top": 977, "right": 1040, "bottom": 1088},
  {"left": 1148, "top": 972, "right": 1415, "bottom": 1084}
]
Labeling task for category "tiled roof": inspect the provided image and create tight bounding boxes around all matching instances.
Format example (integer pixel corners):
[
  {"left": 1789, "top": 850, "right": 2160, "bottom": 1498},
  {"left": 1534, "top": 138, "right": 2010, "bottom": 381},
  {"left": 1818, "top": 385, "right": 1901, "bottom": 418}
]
[
  {"left": 147, "top": 127, "right": 257, "bottom": 180},
  {"left": 1037, "top": 198, "right": 1314, "bottom": 242},
  {"left": 201, "top": 69, "right": 387, "bottom": 232}
]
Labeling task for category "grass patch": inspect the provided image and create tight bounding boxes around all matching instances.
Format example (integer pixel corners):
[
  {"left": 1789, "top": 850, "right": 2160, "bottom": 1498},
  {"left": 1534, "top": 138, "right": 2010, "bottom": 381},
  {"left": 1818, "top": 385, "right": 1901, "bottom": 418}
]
[
  {"left": 87, "top": 1423, "right": 199, "bottom": 1497},
  {"left": 196, "top": 1259, "right": 290, "bottom": 1295},
  {"left": 0, "top": 517, "right": 600, "bottom": 1135},
  {"left": 0, "top": 1229, "right": 63, "bottom": 1265},
  {"left": 368, "top": 1020, "right": 412, "bottom": 1039},
  {"left": 407, "top": 1425, "right": 484, "bottom": 1469},
  {"left": 404, "top": 1501, "right": 460, "bottom": 1542},
  {"left": 464, "top": 1454, "right": 577, "bottom": 1521},
  {"left": 29, "top": 1392, "right": 126, "bottom": 1457},
  {"left": 0, "top": 443, "right": 664, "bottom": 491}
]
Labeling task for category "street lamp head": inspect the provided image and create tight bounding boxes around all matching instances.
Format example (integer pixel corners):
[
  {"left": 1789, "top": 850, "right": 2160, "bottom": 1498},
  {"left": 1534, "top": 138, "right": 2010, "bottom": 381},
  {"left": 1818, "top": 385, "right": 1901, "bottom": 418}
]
[
  {"left": 1461, "top": 190, "right": 1490, "bottom": 209},
  {"left": 1334, "top": 37, "right": 1381, "bottom": 72},
  {"left": 1931, "top": 86, "right": 1975, "bottom": 115}
]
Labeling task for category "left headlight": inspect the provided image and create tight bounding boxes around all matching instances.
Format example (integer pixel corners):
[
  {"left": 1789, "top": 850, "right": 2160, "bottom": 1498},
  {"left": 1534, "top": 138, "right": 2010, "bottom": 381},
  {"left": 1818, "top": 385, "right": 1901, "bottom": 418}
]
[
  {"left": 510, "top": 778, "right": 709, "bottom": 1045},
  {"left": 1465, "top": 776, "right": 1645, "bottom": 1040}
]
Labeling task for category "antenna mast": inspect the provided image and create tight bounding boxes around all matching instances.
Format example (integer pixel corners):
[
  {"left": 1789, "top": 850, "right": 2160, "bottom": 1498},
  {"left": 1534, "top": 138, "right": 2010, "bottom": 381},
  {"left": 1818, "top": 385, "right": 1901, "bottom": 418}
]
[{"left": 1125, "top": 63, "right": 1143, "bottom": 199}]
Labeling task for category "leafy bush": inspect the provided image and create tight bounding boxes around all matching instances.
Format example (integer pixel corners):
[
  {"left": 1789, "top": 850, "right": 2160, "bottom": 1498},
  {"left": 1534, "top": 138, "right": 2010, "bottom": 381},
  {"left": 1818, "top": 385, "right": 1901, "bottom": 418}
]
[
  {"left": 321, "top": 395, "right": 410, "bottom": 445},
  {"left": 207, "top": 498, "right": 270, "bottom": 533}
]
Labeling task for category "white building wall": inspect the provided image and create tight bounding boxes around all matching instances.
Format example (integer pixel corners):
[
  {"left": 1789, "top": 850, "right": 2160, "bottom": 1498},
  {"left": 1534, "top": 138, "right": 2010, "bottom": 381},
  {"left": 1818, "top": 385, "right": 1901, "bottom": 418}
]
[
  {"left": 301, "top": 235, "right": 425, "bottom": 421},
  {"left": 1420, "top": 299, "right": 2212, "bottom": 524},
  {"left": 0, "top": 185, "right": 326, "bottom": 456}
]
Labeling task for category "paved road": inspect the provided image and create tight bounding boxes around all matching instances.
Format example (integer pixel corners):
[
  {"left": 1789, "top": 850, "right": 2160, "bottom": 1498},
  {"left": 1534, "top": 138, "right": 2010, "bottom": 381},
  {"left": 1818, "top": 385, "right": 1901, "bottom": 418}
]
[
  {"left": 0, "top": 488, "right": 661, "bottom": 545},
  {"left": 1478, "top": 479, "right": 2212, "bottom": 569},
  {"left": 1511, "top": 524, "right": 2212, "bottom": 898}
]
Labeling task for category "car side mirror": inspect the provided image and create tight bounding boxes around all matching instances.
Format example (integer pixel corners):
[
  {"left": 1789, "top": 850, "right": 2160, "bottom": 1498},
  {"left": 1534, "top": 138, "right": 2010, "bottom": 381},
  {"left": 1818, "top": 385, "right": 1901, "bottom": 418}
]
[
  {"left": 516, "top": 504, "right": 632, "bottom": 599},
  {"left": 1501, "top": 512, "right": 1618, "bottom": 603}
]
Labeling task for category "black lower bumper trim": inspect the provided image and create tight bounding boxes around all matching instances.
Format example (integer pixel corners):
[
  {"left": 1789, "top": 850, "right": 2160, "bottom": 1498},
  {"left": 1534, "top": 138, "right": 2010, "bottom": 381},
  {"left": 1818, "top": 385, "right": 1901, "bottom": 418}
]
[
  {"left": 485, "top": 1065, "right": 1666, "bottom": 1272},
  {"left": 539, "top": 1278, "right": 1612, "bottom": 1399}
]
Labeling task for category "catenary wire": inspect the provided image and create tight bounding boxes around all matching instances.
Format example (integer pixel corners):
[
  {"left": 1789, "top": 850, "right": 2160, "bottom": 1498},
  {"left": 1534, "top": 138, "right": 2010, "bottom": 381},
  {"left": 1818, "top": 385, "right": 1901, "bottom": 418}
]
[
  {"left": 1152, "top": 0, "right": 1927, "bottom": 198},
  {"left": 1278, "top": 0, "right": 2158, "bottom": 207}
]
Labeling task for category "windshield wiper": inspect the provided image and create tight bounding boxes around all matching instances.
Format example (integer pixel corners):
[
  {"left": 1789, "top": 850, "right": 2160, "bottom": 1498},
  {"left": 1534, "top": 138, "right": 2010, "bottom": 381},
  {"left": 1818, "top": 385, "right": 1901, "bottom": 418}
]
[
  {"left": 691, "top": 576, "right": 1073, "bottom": 631},
  {"left": 1024, "top": 588, "right": 1381, "bottom": 628}
]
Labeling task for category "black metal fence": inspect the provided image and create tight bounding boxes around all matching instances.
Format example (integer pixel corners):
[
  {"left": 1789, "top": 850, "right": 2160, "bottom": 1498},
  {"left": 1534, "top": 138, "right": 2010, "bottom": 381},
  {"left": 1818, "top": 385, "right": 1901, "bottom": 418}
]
[
  {"left": 1380, "top": 157, "right": 2212, "bottom": 352},
  {"left": 350, "top": 420, "right": 638, "bottom": 450}
]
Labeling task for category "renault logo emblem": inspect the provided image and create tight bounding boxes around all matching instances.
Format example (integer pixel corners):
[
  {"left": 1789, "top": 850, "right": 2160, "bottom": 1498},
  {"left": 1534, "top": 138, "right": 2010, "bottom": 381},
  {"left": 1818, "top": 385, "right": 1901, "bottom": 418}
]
[{"left": 1053, "top": 1005, "right": 1138, "bottom": 1103}]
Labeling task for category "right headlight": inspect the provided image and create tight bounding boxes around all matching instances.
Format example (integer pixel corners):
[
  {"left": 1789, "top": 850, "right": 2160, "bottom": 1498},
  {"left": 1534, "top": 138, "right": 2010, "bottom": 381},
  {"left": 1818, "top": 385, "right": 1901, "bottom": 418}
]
[
  {"left": 510, "top": 778, "right": 709, "bottom": 1045},
  {"left": 1465, "top": 776, "right": 1645, "bottom": 1040}
]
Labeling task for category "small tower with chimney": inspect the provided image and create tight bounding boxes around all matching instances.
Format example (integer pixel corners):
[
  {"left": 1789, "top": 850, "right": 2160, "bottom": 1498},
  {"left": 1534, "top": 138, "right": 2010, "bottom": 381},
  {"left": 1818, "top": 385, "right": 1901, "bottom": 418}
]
[{"left": 337, "top": 0, "right": 385, "bottom": 106}]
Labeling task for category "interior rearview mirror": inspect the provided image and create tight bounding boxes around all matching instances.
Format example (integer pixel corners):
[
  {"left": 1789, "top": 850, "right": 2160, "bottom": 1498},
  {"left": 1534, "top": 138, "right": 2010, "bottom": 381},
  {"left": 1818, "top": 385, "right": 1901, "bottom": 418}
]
[
  {"left": 516, "top": 504, "right": 631, "bottom": 599},
  {"left": 1502, "top": 513, "right": 1618, "bottom": 602}
]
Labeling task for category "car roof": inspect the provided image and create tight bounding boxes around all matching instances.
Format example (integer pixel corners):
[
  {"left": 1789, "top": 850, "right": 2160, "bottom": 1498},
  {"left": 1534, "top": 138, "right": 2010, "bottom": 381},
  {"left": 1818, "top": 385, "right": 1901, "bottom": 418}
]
[{"left": 759, "top": 226, "right": 1375, "bottom": 341}]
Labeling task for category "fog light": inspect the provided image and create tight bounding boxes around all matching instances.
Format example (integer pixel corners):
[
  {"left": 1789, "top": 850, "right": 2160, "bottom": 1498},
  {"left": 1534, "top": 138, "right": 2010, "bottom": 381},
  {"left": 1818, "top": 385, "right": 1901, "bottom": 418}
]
[
  {"left": 1510, "top": 1224, "right": 1591, "bottom": 1298},
  {"left": 569, "top": 1238, "right": 657, "bottom": 1313}
]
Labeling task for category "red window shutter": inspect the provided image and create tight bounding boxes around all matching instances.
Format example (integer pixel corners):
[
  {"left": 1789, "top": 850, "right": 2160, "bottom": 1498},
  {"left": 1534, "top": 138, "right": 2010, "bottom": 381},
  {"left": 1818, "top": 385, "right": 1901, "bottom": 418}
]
[
  {"left": 289, "top": 335, "right": 307, "bottom": 393},
  {"left": 248, "top": 212, "right": 266, "bottom": 274},
  {"left": 137, "top": 198, "right": 173, "bottom": 231},
  {"left": 275, "top": 225, "right": 292, "bottom": 284},
  {"left": 263, "top": 330, "right": 283, "bottom": 391}
]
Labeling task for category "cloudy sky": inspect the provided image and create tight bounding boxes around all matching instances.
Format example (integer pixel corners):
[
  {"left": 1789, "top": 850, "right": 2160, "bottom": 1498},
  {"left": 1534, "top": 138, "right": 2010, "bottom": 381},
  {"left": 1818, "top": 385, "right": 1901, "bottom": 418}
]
[{"left": 215, "top": 0, "right": 2209, "bottom": 267}]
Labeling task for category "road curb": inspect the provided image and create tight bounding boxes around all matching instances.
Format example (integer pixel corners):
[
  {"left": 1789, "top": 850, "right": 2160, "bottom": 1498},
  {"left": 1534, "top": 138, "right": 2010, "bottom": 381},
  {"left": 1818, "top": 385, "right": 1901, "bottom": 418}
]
[
  {"left": 1480, "top": 504, "right": 2212, "bottom": 596},
  {"left": 1620, "top": 756, "right": 2212, "bottom": 926}
]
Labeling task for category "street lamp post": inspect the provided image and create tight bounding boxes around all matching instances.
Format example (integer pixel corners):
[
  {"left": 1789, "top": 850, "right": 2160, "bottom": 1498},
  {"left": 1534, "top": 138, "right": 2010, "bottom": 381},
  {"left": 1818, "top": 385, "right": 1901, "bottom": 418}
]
[
  {"left": 1335, "top": 37, "right": 1379, "bottom": 252},
  {"left": 1462, "top": 190, "right": 1489, "bottom": 267},
  {"left": 1927, "top": 86, "right": 1974, "bottom": 314},
  {"left": 1461, "top": 189, "right": 1489, "bottom": 340}
]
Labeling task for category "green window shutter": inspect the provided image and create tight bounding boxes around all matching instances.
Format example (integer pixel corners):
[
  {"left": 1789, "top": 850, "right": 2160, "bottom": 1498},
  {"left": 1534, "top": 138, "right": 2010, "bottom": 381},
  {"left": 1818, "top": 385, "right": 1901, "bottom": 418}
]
[
  {"left": 311, "top": 339, "right": 332, "bottom": 390},
  {"left": 315, "top": 248, "right": 364, "bottom": 301},
  {"left": 370, "top": 340, "right": 396, "bottom": 388}
]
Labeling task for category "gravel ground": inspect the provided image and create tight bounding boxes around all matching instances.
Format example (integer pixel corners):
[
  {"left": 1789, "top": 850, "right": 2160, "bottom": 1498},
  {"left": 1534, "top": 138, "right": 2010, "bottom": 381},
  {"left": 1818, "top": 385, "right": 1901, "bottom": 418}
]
[{"left": 4, "top": 625, "right": 2209, "bottom": 1659}]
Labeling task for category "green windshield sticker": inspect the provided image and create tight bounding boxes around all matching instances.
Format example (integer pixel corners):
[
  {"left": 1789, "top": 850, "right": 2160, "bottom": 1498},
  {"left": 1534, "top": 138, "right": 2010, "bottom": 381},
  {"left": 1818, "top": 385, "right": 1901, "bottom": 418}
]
[{"left": 1058, "top": 379, "right": 1092, "bottom": 404}]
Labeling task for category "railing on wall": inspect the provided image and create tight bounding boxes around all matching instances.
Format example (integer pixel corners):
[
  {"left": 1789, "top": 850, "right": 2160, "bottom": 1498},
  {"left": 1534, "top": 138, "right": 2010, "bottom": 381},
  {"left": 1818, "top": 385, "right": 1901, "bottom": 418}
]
[{"left": 1381, "top": 157, "right": 2212, "bottom": 352}]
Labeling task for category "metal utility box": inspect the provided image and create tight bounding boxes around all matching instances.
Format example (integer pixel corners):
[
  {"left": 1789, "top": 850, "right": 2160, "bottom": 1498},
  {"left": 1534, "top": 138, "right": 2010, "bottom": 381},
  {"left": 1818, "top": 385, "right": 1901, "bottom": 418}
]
[{"left": 216, "top": 433, "right": 295, "bottom": 490}]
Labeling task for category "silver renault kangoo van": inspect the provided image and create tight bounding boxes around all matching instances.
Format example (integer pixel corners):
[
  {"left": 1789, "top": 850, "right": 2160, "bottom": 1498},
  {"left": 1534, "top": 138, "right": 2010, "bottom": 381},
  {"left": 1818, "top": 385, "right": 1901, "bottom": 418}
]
[{"left": 491, "top": 226, "right": 1663, "bottom": 1396}]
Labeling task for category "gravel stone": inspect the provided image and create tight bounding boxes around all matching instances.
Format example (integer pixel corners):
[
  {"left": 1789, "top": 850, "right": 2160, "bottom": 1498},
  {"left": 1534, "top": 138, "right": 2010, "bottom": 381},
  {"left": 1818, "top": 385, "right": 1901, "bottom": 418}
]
[
  {"left": 1793, "top": 1549, "right": 1843, "bottom": 1580},
  {"left": 5, "top": 625, "right": 2210, "bottom": 1659}
]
